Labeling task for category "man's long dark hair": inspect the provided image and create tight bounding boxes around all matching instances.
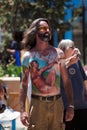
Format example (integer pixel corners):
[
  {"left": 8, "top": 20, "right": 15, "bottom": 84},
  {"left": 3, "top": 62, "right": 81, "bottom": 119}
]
[{"left": 21, "top": 18, "right": 53, "bottom": 50}]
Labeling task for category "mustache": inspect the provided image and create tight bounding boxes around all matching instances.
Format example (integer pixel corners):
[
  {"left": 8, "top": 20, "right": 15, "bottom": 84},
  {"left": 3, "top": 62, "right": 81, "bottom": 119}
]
[{"left": 38, "top": 32, "right": 51, "bottom": 42}]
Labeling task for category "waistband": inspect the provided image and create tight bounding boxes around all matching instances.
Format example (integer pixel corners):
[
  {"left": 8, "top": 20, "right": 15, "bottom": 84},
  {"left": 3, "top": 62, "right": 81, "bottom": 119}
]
[{"left": 31, "top": 94, "right": 61, "bottom": 102}]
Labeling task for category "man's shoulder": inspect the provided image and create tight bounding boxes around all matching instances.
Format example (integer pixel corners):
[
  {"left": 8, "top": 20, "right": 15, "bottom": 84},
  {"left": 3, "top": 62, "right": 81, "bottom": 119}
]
[
  {"left": 55, "top": 47, "right": 63, "bottom": 53},
  {"left": 54, "top": 47, "right": 64, "bottom": 59},
  {"left": 22, "top": 51, "right": 31, "bottom": 66},
  {"left": 49, "top": 46, "right": 62, "bottom": 53},
  {"left": 23, "top": 51, "right": 30, "bottom": 58}
]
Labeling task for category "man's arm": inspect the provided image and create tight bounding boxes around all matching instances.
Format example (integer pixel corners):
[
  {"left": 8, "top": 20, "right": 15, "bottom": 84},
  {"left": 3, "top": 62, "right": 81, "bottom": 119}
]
[
  {"left": 20, "top": 66, "right": 29, "bottom": 127},
  {"left": 6, "top": 48, "right": 15, "bottom": 54},
  {"left": 60, "top": 59, "right": 74, "bottom": 121}
]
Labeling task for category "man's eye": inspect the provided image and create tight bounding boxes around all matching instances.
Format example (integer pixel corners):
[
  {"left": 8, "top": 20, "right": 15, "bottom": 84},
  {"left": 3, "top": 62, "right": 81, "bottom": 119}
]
[{"left": 38, "top": 27, "right": 49, "bottom": 32}]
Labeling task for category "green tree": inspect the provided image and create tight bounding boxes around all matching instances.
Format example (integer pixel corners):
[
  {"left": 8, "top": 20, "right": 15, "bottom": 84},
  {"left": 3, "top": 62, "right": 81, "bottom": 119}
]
[{"left": 0, "top": 0, "right": 82, "bottom": 45}]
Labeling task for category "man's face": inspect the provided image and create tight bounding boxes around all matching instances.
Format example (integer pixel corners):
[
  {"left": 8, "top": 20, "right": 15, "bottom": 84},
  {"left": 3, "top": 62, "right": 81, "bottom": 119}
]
[
  {"left": 37, "top": 21, "right": 51, "bottom": 42},
  {"left": 31, "top": 61, "right": 39, "bottom": 69}
]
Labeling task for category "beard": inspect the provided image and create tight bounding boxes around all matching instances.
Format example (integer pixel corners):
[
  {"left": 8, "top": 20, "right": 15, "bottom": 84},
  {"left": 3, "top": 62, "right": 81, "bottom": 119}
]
[{"left": 38, "top": 32, "right": 51, "bottom": 42}]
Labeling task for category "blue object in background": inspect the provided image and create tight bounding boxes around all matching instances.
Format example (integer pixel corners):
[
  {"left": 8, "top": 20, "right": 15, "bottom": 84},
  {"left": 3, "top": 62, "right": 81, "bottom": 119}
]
[
  {"left": 64, "top": 0, "right": 82, "bottom": 40},
  {"left": 0, "top": 26, "right": 2, "bottom": 45},
  {"left": 53, "top": 30, "right": 58, "bottom": 47}
]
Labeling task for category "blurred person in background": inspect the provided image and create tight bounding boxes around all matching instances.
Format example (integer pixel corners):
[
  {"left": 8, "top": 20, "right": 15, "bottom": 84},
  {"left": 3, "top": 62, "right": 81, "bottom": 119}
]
[
  {"left": 0, "top": 80, "right": 7, "bottom": 113},
  {"left": 6, "top": 31, "right": 23, "bottom": 67}
]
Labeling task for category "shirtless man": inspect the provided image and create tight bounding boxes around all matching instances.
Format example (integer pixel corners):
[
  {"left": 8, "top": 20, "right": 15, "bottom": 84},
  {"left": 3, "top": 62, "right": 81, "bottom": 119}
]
[{"left": 20, "top": 18, "right": 74, "bottom": 130}]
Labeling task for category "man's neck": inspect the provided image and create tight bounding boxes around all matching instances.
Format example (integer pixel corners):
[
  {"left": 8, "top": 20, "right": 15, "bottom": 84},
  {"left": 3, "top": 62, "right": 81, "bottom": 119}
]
[{"left": 35, "top": 41, "right": 49, "bottom": 52}]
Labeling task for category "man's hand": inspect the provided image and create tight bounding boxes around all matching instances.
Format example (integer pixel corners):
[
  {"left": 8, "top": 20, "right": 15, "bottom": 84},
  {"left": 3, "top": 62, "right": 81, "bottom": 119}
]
[
  {"left": 65, "top": 106, "right": 74, "bottom": 122},
  {"left": 20, "top": 112, "right": 29, "bottom": 127}
]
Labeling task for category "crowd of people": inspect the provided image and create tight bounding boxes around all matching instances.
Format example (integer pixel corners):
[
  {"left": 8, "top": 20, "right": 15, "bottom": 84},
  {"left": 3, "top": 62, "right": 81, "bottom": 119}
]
[{"left": 0, "top": 18, "right": 87, "bottom": 130}]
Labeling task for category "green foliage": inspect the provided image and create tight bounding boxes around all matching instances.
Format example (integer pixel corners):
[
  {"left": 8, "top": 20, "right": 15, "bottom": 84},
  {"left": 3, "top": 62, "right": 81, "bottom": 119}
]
[
  {"left": 0, "top": 0, "right": 82, "bottom": 46},
  {"left": 0, "top": 0, "right": 82, "bottom": 31},
  {"left": 0, "top": 66, "right": 6, "bottom": 77},
  {"left": 0, "top": 64, "right": 21, "bottom": 77},
  {"left": 7, "top": 64, "right": 21, "bottom": 77}
]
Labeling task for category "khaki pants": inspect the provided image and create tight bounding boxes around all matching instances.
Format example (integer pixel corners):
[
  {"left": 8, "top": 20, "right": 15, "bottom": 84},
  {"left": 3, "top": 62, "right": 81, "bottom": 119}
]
[{"left": 28, "top": 97, "right": 65, "bottom": 130}]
